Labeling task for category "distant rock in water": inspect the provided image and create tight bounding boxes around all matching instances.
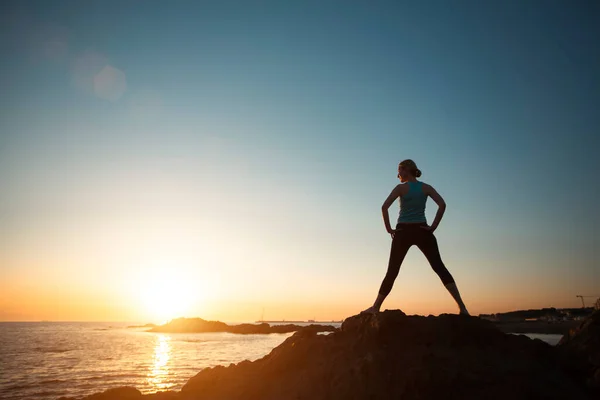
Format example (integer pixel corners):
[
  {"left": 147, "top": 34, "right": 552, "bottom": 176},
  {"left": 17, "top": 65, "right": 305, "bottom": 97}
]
[
  {"left": 148, "top": 317, "right": 337, "bottom": 334},
  {"left": 558, "top": 309, "right": 600, "bottom": 392},
  {"left": 127, "top": 323, "right": 158, "bottom": 329},
  {"left": 60, "top": 310, "right": 599, "bottom": 400}
]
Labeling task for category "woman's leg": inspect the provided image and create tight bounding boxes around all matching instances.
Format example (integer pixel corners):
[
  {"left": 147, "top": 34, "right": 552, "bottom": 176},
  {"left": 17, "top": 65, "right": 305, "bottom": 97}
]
[
  {"left": 363, "top": 230, "right": 412, "bottom": 313},
  {"left": 416, "top": 231, "right": 469, "bottom": 315}
]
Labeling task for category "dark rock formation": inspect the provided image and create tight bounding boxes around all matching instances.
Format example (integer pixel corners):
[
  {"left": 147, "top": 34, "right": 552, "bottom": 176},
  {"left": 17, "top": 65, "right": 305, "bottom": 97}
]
[
  {"left": 127, "top": 323, "right": 158, "bottom": 329},
  {"left": 60, "top": 310, "right": 598, "bottom": 400},
  {"left": 148, "top": 317, "right": 336, "bottom": 334},
  {"left": 180, "top": 311, "right": 590, "bottom": 400},
  {"left": 558, "top": 309, "right": 600, "bottom": 393},
  {"left": 57, "top": 387, "right": 178, "bottom": 400}
]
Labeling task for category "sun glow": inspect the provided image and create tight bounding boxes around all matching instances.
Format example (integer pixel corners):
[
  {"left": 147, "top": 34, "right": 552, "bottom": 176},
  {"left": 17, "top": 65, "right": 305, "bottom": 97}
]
[
  {"left": 126, "top": 248, "right": 223, "bottom": 323},
  {"left": 140, "top": 273, "right": 195, "bottom": 323},
  {"left": 135, "top": 260, "right": 219, "bottom": 323}
]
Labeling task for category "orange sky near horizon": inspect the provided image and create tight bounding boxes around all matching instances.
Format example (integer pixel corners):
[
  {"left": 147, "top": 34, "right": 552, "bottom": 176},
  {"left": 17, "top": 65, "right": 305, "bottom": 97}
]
[{"left": 1, "top": 252, "right": 586, "bottom": 323}]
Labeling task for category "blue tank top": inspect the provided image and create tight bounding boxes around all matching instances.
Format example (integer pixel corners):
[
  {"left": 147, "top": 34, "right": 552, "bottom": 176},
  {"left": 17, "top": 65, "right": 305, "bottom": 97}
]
[{"left": 397, "top": 181, "right": 427, "bottom": 224}]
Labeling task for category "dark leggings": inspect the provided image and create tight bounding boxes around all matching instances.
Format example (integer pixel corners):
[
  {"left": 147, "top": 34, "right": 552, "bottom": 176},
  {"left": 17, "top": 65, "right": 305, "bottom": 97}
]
[{"left": 378, "top": 223, "right": 455, "bottom": 297}]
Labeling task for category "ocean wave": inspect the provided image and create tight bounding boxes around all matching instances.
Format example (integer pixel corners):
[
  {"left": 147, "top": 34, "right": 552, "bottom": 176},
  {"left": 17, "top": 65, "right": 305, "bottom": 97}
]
[
  {"left": 81, "top": 373, "right": 147, "bottom": 380},
  {"left": 39, "top": 378, "right": 68, "bottom": 385},
  {"left": 83, "top": 376, "right": 105, "bottom": 381},
  {"left": 2, "top": 382, "right": 33, "bottom": 391},
  {"left": 29, "top": 389, "right": 68, "bottom": 398},
  {"left": 33, "top": 347, "right": 71, "bottom": 353}
]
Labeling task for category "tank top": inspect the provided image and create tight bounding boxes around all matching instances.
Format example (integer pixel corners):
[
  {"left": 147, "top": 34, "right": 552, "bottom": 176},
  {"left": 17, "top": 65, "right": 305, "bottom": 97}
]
[{"left": 397, "top": 181, "right": 427, "bottom": 224}]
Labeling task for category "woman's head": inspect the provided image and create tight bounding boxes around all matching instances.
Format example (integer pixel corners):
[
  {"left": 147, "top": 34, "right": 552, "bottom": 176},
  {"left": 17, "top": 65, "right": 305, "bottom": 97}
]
[{"left": 397, "top": 159, "right": 422, "bottom": 182}]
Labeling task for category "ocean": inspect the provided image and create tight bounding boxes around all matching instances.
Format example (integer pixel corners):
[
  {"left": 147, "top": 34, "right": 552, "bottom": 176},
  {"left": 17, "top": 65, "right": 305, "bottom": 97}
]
[{"left": 0, "top": 321, "right": 562, "bottom": 400}]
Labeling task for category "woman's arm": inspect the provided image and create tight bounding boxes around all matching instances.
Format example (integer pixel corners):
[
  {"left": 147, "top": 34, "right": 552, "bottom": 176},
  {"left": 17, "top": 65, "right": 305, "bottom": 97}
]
[
  {"left": 423, "top": 184, "right": 446, "bottom": 232},
  {"left": 382, "top": 184, "right": 404, "bottom": 234}
]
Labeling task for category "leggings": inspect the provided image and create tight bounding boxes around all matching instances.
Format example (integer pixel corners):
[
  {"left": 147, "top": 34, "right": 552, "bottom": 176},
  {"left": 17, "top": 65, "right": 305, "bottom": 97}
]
[{"left": 378, "top": 222, "right": 455, "bottom": 297}]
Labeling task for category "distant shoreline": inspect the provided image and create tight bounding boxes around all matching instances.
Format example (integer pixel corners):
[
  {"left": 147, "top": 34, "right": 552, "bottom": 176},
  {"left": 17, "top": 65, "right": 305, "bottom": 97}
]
[
  {"left": 255, "top": 320, "right": 343, "bottom": 324},
  {"left": 147, "top": 317, "right": 337, "bottom": 334},
  {"left": 493, "top": 320, "right": 580, "bottom": 335}
]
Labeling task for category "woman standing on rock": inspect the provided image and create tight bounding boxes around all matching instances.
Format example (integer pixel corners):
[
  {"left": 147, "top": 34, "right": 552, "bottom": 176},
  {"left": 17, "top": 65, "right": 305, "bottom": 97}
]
[{"left": 362, "top": 159, "right": 469, "bottom": 315}]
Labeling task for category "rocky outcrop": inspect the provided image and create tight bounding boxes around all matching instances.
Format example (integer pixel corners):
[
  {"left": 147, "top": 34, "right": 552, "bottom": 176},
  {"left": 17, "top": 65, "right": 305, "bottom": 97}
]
[
  {"left": 180, "top": 311, "right": 590, "bottom": 399},
  {"left": 127, "top": 323, "right": 158, "bottom": 329},
  {"left": 57, "top": 387, "right": 178, "bottom": 400},
  {"left": 558, "top": 309, "right": 600, "bottom": 392},
  {"left": 60, "top": 310, "right": 598, "bottom": 400},
  {"left": 148, "top": 317, "right": 336, "bottom": 334}
]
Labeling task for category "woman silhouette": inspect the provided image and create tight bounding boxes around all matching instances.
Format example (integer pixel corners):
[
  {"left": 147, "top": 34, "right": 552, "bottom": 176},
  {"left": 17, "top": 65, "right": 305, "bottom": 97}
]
[{"left": 362, "top": 159, "right": 469, "bottom": 315}]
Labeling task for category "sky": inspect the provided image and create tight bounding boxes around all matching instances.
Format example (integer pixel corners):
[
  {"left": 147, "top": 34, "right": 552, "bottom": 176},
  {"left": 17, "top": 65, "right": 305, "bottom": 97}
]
[{"left": 0, "top": 1, "right": 598, "bottom": 323}]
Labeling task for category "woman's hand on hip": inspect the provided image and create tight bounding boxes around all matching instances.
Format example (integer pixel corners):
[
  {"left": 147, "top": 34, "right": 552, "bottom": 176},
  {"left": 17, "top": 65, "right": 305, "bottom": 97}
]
[{"left": 420, "top": 225, "right": 435, "bottom": 233}]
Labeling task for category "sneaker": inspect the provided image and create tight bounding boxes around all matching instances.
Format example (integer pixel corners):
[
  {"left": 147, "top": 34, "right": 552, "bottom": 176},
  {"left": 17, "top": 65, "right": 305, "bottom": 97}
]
[{"left": 360, "top": 306, "right": 378, "bottom": 315}]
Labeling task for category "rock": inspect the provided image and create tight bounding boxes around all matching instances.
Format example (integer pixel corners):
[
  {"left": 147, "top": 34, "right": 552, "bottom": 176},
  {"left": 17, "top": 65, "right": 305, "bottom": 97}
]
[
  {"left": 127, "top": 323, "right": 158, "bottom": 329},
  {"left": 57, "top": 387, "right": 179, "bottom": 400},
  {"left": 145, "top": 391, "right": 180, "bottom": 399},
  {"left": 558, "top": 309, "right": 600, "bottom": 393},
  {"left": 57, "top": 387, "right": 142, "bottom": 400},
  {"left": 179, "top": 310, "right": 590, "bottom": 400}
]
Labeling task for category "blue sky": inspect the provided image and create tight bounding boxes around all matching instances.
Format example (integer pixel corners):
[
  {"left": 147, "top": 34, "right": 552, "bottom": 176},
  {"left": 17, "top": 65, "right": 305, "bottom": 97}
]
[{"left": 0, "top": 1, "right": 598, "bottom": 321}]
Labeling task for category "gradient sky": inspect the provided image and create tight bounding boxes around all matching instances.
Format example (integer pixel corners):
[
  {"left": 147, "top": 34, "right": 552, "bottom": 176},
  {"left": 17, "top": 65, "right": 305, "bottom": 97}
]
[{"left": 1, "top": 1, "right": 598, "bottom": 323}]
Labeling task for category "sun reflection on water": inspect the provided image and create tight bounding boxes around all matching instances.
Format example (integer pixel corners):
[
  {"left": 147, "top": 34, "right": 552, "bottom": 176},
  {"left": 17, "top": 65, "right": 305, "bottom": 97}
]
[{"left": 147, "top": 334, "right": 172, "bottom": 390}]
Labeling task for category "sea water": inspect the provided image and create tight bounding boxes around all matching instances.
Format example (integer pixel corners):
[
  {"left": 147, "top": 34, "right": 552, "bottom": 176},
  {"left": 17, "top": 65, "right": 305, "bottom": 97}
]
[
  {"left": 0, "top": 321, "right": 299, "bottom": 399},
  {"left": 0, "top": 322, "right": 562, "bottom": 400}
]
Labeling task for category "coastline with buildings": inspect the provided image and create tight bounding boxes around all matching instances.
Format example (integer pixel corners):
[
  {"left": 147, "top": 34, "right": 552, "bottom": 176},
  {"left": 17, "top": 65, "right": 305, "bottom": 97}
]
[
  {"left": 254, "top": 305, "right": 599, "bottom": 335},
  {"left": 480, "top": 306, "right": 597, "bottom": 335}
]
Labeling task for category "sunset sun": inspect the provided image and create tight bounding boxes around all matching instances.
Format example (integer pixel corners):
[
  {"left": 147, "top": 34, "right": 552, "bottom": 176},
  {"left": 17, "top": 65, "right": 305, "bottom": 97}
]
[{"left": 138, "top": 270, "right": 198, "bottom": 323}]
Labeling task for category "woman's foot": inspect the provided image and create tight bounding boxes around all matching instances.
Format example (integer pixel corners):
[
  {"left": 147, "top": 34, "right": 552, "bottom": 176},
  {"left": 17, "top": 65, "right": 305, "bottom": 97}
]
[
  {"left": 360, "top": 306, "right": 379, "bottom": 315},
  {"left": 459, "top": 307, "right": 470, "bottom": 316}
]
